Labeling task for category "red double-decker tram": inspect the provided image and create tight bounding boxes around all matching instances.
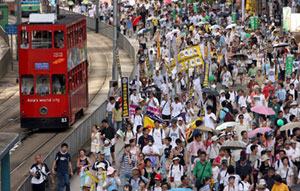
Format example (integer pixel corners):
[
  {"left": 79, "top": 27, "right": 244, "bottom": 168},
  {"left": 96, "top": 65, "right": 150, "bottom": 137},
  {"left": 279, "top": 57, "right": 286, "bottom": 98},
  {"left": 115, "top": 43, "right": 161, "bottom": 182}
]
[{"left": 18, "top": 13, "right": 88, "bottom": 128}]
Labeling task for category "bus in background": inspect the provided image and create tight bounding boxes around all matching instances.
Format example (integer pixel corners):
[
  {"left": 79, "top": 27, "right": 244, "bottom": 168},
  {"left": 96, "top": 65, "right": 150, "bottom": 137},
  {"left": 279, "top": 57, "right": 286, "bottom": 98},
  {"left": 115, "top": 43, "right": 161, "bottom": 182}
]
[
  {"left": 18, "top": 13, "right": 88, "bottom": 128},
  {"left": 21, "top": 0, "right": 40, "bottom": 17}
]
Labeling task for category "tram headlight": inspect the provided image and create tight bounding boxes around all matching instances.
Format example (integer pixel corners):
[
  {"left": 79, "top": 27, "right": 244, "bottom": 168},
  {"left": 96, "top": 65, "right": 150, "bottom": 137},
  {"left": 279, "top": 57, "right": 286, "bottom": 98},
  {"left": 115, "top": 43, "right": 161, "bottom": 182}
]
[{"left": 40, "top": 107, "right": 48, "bottom": 115}]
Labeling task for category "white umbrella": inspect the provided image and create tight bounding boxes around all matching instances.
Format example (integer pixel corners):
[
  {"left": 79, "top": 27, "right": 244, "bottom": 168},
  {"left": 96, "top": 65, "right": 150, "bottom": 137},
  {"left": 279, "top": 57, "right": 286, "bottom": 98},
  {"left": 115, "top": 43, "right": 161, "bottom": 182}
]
[
  {"left": 280, "top": 122, "right": 300, "bottom": 131},
  {"left": 216, "top": 122, "right": 236, "bottom": 131},
  {"left": 211, "top": 25, "right": 221, "bottom": 30},
  {"left": 226, "top": 23, "right": 237, "bottom": 30}
]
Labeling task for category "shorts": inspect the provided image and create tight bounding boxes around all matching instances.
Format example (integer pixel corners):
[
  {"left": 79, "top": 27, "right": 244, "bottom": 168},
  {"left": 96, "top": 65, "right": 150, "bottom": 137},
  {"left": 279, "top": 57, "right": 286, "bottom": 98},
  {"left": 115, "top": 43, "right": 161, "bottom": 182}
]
[
  {"left": 91, "top": 144, "right": 100, "bottom": 153},
  {"left": 110, "top": 145, "right": 115, "bottom": 153}
]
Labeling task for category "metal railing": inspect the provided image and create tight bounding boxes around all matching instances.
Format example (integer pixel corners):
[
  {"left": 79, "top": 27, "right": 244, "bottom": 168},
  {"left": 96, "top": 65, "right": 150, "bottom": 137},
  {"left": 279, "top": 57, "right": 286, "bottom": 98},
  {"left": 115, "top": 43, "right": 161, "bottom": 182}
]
[
  {"left": 0, "top": 26, "right": 11, "bottom": 80},
  {"left": 17, "top": 9, "right": 138, "bottom": 191}
]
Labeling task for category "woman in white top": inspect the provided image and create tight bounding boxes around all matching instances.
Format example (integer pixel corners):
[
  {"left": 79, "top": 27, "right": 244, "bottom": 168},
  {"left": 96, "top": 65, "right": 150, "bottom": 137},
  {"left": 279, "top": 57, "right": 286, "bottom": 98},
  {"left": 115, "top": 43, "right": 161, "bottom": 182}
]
[
  {"left": 123, "top": 124, "right": 135, "bottom": 144},
  {"left": 276, "top": 156, "right": 294, "bottom": 187},
  {"left": 129, "top": 139, "right": 140, "bottom": 165},
  {"left": 238, "top": 174, "right": 253, "bottom": 191},
  {"left": 91, "top": 125, "right": 101, "bottom": 161},
  {"left": 168, "top": 157, "right": 184, "bottom": 189},
  {"left": 224, "top": 176, "right": 238, "bottom": 191}
]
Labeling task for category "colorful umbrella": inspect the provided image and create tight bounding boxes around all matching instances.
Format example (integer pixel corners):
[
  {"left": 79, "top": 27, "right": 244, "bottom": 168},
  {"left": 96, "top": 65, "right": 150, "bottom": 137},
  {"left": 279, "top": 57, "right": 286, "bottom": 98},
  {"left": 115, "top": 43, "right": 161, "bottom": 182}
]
[
  {"left": 250, "top": 106, "right": 275, "bottom": 115},
  {"left": 280, "top": 122, "right": 300, "bottom": 131},
  {"left": 133, "top": 16, "right": 142, "bottom": 26},
  {"left": 248, "top": 127, "right": 272, "bottom": 138},
  {"left": 216, "top": 122, "right": 236, "bottom": 131},
  {"left": 221, "top": 140, "right": 246, "bottom": 150},
  {"left": 165, "top": 0, "right": 172, "bottom": 4}
]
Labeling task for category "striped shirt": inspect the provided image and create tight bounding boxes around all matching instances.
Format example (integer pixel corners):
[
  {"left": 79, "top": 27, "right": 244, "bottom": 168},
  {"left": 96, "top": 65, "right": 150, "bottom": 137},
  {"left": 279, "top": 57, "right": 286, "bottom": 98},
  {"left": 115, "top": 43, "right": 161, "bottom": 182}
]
[{"left": 120, "top": 153, "right": 133, "bottom": 174}]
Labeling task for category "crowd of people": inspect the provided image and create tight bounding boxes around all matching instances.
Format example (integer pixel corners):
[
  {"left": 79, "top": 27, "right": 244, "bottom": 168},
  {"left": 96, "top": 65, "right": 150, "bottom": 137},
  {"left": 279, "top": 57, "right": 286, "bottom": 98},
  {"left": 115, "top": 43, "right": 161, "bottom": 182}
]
[{"left": 30, "top": 0, "right": 300, "bottom": 190}]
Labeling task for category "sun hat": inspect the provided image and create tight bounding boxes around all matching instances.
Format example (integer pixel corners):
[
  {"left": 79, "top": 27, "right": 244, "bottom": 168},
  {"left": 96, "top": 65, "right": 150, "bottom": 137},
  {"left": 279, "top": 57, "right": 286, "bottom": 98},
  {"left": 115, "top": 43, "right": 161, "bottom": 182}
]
[
  {"left": 154, "top": 174, "right": 162, "bottom": 180},
  {"left": 107, "top": 166, "right": 116, "bottom": 175},
  {"left": 96, "top": 163, "right": 106, "bottom": 169},
  {"left": 261, "top": 155, "right": 270, "bottom": 162},
  {"left": 212, "top": 136, "right": 218, "bottom": 142},
  {"left": 173, "top": 157, "right": 180, "bottom": 161}
]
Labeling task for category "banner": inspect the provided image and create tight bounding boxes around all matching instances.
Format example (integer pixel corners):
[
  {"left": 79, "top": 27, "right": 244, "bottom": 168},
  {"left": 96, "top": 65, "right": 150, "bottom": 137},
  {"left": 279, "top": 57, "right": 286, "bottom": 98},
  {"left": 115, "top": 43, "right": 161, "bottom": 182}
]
[
  {"left": 202, "top": 60, "right": 210, "bottom": 87},
  {"left": 286, "top": 54, "right": 294, "bottom": 75},
  {"left": 168, "top": 46, "right": 204, "bottom": 72},
  {"left": 283, "top": 7, "right": 292, "bottom": 31},
  {"left": 116, "top": 48, "right": 122, "bottom": 78},
  {"left": 147, "top": 106, "right": 161, "bottom": 117},
  {"left": 129, "top": 105, "right": 138, "bottom": 118},
  {"left": 146, "top": 56, "right": 152, "bottom": 80},
  {"left": 121, "top": 77, "right": 129, "bottom": 118},
  {"left": 250, "top": 17, "right": 258, "bottom": 30}
]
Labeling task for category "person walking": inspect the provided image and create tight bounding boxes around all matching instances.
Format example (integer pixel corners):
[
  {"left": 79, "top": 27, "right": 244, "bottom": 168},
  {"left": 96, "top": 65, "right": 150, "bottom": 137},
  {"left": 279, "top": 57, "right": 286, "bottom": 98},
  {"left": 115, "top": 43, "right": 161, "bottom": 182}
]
[
  {"left": 193, "top": 152, "right": 213, "bottom": 190},
  {"left": 77, "top": 149, "right": 92, "bottom": 189},
  {"left": 52, "top": 143, "right": 73, "bottom": 191},
  {"left": 29, "top": 154, "right": 55, "bottom": 191}
]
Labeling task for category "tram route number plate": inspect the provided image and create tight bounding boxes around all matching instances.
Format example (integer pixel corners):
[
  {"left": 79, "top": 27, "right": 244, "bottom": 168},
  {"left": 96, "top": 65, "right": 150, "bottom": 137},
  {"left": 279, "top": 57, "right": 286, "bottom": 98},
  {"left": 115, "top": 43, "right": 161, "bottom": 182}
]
[{"left": 5, "top": 24, "right": 18, "bottom": 35}]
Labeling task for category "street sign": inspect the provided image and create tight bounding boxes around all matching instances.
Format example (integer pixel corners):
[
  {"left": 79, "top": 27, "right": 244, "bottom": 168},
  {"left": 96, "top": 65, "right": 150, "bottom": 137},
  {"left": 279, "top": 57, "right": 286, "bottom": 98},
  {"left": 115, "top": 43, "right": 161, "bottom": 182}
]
[{"left": 5, "top": 24, "right": 18, "bottom": 35}]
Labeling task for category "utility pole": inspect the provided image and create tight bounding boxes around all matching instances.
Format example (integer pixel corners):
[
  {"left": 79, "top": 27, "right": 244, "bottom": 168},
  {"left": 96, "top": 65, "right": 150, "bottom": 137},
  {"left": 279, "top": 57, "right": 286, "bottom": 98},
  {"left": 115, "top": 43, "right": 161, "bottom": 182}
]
[
  {"left": 112, "top": 0, "right": 118, "bottom": 81},
  {"left": 16, "top": 0, "right": 21, "bottom": 25},
  {"left": 56, "top": 0, "right": 60, "bottom": 16},
  {"left": 95, "top": 0, "right": 99, "bottom": 33}
]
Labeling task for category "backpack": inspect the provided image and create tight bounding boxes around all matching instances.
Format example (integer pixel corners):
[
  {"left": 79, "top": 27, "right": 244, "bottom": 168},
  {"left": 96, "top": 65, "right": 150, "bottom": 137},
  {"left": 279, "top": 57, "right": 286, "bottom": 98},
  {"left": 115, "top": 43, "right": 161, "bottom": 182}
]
[{"left": 222, "top": 109, "right": 234, "bottom": 122}]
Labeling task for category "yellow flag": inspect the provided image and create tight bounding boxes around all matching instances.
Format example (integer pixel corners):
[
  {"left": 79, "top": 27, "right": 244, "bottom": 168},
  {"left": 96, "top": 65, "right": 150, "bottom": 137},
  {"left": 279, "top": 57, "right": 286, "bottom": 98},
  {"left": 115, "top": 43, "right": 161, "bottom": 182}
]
[{"left": 144, "top": 116, "right": 155, "bottom": 130}]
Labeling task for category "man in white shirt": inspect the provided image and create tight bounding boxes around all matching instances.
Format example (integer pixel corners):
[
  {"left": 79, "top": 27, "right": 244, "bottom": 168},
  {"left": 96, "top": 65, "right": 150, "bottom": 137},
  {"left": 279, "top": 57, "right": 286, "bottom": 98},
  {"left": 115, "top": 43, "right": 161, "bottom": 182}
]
[
  {"left": 177, "top": 117, "right": 186, "bottom": 141},
  {"left": 160, "top": 94, "right": 171, "bottom": 120},
  {"left": 221, "top": 66, "right": 232, "bottom": 88},
  {"left": 146, "top": 92, "right": 159, "bottom": 108},
  {"left": 130, "top": 107, "right": 143, "bottom": 133},
  {"left": 149, "top": 120, "right": 165, "bottom": 155},
  {"left": 171, "top": 97, "right": 183, "bottom": 118},
  {"left": 252, "top": 88, "right": 266, "bottom": 106},
  {"left": 106, "top": 97, "right": 115, "bottom": 127},
  {"left": 204, "top": 106, "right": 217, "bottom": 130},
  {"left": 129, "top": 89, "right": 140, "bottom": 106},
  {"left": 152, "top": 70, "right": 164, "bottom": 89}
]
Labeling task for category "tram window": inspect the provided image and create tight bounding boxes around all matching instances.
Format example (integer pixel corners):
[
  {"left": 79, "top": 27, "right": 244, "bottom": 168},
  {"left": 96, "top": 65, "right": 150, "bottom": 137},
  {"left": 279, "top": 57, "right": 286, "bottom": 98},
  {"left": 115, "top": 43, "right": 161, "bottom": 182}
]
[
  {"left": 52, "top": 74, "right": 65, "bottom": 94},
  {"left": 20, "top": 31, "right": 29, "bottom": 49},
  {"left": 21, "top": 75, "right": 34, "bottom": 94},
  {"left": 36, "top": 75, "right": 50, "bottom": 94},
  {"left": 54, "top": 31, "right": 65, "bottom": 49},
  {"left": 31, "top": 31, "right": 52, "bottom": 49}
]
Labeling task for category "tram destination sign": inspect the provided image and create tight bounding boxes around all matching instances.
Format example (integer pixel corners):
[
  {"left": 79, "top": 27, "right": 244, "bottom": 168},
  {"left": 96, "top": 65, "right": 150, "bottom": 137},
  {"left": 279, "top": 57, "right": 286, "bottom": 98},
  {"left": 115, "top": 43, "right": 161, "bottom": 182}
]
[
  {"left": 35, "top": 62, "right": 49, "bottom": 70},
  {"left": 5, "top": 24, "right": 18, "bottom": 35}
]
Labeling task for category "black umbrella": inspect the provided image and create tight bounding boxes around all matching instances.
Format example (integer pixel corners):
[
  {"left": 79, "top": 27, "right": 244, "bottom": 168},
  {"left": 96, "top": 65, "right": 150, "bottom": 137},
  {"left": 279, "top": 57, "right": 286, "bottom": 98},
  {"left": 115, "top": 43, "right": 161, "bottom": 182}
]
[
  {"left": 273, "top": 43, "right": 290, "bottom": 48},
  {"left": 202, "top": 87, "right": 220, "bottom": 96},
  {"left": 231, "top": 53, "right": 248, "bottom": 60},
  {"left": 218, "top": 12, "right": 229, "bottom": 17}
]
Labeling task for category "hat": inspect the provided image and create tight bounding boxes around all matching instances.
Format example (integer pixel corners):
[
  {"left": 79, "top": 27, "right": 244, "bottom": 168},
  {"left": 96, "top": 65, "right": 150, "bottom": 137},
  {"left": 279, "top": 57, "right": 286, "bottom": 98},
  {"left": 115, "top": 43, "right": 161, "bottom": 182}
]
[
  {"left": 132, "top": 167, "right": 140, "bottom": 171},
  {"left": 173, "top": 157, "right": 180, "bottom": 161},
  {"left": 139, "top": 97, "right": 145, "bottom": 102},
  {"left": 212, "top": 136, "right": 218, "bottom": 142},
  {"left": 285, "top": 140, "right": 291, "bottom": 145},
  {"left": 252, "top": 136, "right": 258, "bottom": 142},
  {"left": 221, "top": 159, "right": 228, "bottom": 165},
  {"left": 83, "top": 184, "right": 91, "bottom": 188},
  {"left": 261, "top": 155, "right": 270, "bottom": 162},
  {"left": 220, "top": 89, "right": 225, "bottom": 94},
  {"left": 178, "top": 117, "right": 183, "bottom": 121},
  {"left": 154, "top": 174, "right": 162, "bottom": 180},
  {"left": 219, "top": 133, "right": 226, "bottom": 138},
  {"left": 171, "top": 118, "right": 177, "bottom": 124},
  {"left": 291, "top": 101, "right": 298, "bottom": 106},
  {"left": 96, "top": 163, "right": 106, "bottom": 169},
  {"left": 291, "top": 140, "right": 297, "bottom": 144},
  {"left": 257, "top": 184, "right": 266, "bottom": 189},
  {"left": 107, "top": 166, "right": 116, "bottom": 175},
  {"left": 258, "top": 179, "right": 267, "bottom": 185},
  {"left": 104, "top": 139, "right": 110, "bottom": 144}
]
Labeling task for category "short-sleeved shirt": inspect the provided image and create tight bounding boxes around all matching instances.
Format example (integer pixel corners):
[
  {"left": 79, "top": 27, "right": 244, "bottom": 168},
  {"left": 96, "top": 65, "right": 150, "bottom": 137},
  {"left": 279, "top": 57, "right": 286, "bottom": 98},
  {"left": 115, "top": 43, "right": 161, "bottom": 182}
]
[
  {"left": 30, "top": 163, "right": 50, "bottom": 184},
  {"left": 193, "top": 161, "right": 213, "bottom": 184},
  {"left": 55, "top": 151, "right": 71, "bottom": 173},
  {"left": 101, "top": 126, "right": 115, "bottom": 140},
  {"left": 271, "top": 183, "right": 289, "bottom": 191}
]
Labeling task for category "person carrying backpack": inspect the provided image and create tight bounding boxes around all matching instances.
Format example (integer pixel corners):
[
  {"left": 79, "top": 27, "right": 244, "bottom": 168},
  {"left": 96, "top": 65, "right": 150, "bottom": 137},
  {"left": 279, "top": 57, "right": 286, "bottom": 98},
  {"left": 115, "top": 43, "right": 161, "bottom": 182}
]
[{"left": 168, "top": 157, "right": 184, "bottom": 189}]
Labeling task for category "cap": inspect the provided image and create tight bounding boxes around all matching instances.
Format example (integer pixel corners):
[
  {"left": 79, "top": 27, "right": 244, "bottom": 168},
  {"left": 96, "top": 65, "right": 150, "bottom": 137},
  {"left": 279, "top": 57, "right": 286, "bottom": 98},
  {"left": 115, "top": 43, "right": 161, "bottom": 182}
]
[
  {"left": 154, "top": 174, "right": 162, "bottom": 180},
  {"left": 291, "top": 101, "right": 298, "bottom": 106},
  {"left": 219, "top": 133, "right": 226, "bottom": 138},
  {"left": 252, "top": 136, "right": 258, "bottom": 142},
  {"left": 173, "top": 157, "right": 180, "bottom": 161},
  {"left": 132, "top": 167, "right": 140, "bottom": 171},
  {"left": 178, "top": 117, "right": 183, "bottom": 121},
  {"left": 107, "top": 166, "right": 116, "bottom": 175},
  {"left": 171, "top": 118, "right": 177, "bottom": 124},
  {"left": 261, "top": 155, "right": 270, "bottom": 162},
  {"left": 104, "top": 139, "right": 110, "bottom": 144},
  {"left": 220, "top": 89, "right": 225, "bottom": 94},
  {"left": 212, "top": 136, "right": 218, "bottom": 142},
  {"left": 83, "top": 184, "right": 91, "bottom": 188}
]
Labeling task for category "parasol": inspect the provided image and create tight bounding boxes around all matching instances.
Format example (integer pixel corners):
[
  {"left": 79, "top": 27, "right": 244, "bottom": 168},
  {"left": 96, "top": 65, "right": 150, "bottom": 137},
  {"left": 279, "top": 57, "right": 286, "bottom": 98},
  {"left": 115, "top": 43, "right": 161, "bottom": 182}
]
[
  {"left": 226, "top": 23, "right": 237, "bottom": 30},
  {"left": 194, "top": 125, "right": 213, "bottom": 132},
  {"left": 216, "top": 122, "right": 236, "bottom": 131},
  {"left": 133, "top": 16, "right": 142, "bottom": 26},
  {"left": 202, "top": 87, "right": 220, "bottom": 96},
  {"left": 273, "top": 43, "right": 290, "bottom": 48},
  {"left": 250, "top": 106, "right": 275, "bottom": 115},
  {"left": 211, "top": 25, "right": 221, "bottom": 30},
  {"left": 231, "top": 53, "right": 248, "bottom": 60},
  {"left": 280, "top": 122, "right": 300, "bottom": 131},
  {"left": 137, "top": 28, "right": 151, "bottom": 35},
  {"left": 248, "top": 127, "right": 272, "bottom": 138},
  {"left": 221, "top": 140, "right": 247, "bottom": 150}
]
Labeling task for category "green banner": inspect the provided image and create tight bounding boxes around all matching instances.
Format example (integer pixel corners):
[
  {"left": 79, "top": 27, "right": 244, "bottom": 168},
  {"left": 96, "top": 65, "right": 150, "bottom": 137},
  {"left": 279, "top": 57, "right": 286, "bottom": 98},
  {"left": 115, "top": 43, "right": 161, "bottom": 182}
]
[
  {"left": 286, "top": 54, "right": 294, "bottom": 75},
  {"left": 250, "top": 17, "right": 258, "bottom": 30},
  {"left": 193, "top": 3, "right": 198, "bottom": 14},
  {"left": 232, "top": 13, "right": 237, "bottom": 24}
]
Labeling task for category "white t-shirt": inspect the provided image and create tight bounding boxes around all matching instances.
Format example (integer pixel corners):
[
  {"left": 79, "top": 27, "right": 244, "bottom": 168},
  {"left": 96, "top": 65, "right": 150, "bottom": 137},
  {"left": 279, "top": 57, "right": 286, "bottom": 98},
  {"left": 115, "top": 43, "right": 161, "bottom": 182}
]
[
  {"left": 238, "top": 181, "right": 250, "bottom": 191},
  {"left": 204, "top": 112, "right": 217, "bottom": 130},
  {"left": 238, "top": 96, "right": 247, "bottom": 108},
  {"left": 130, "top": 94, "right": 140, "bottom": 106},
  {"left": 212, "top": 166, "right": 220, "bottom": 183},
  {"left": 168, "top": 164, "right": 184, "bottom": 182},
  {"left": 253, "top": 94, "right": 265, "bottom": 106},
  {"left": 142, "top": 145, "right": 159, "bottom": 155},
  {"left": 131, "top": 114, "right": 143, "bottom": 133},
  {"left": 147, "top": 97, "right": 159, "bottom": 108},
  {"left": 171, "top": 102, "right": 183, "bottom": 117},
  {"left": 30, "top": 163, "right": 51, "bottom": 184},
  {"left": 149, "top": 128, "right": 165, "bottom": 148},
  {"left": 106, "top": 102, "right": 115, "bottom": 112},
  {"left": 222, "top": 71, "right": 232, "bottom": 87},
  {"left": 160, "top": 100, "right": 171, "bottom": 116}
]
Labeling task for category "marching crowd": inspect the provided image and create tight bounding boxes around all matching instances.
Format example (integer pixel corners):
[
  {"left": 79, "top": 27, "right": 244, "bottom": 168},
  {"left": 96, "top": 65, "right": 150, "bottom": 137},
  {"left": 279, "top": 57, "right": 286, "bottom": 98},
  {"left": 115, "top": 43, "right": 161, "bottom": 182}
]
[{"left": 30, "top": 0, "right": 300, "bottom": 190}]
